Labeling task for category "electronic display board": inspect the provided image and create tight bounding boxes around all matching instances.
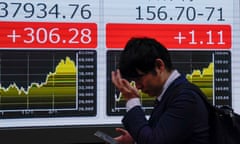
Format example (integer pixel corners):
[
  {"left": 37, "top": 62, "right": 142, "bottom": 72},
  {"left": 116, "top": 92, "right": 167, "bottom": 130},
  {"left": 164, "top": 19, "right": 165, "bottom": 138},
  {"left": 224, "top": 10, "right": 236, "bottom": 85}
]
[{"left": 0, "top": 0, "right": 239, "bottom": 143}]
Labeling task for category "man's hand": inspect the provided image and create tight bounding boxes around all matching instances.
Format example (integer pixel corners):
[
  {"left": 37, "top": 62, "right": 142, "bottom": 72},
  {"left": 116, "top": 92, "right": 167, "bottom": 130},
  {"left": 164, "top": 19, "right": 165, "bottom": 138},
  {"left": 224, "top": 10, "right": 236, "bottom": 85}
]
[
  {"left": 111, "top": 69, "right": 139, "bottom": 101},
  {"left": 114, "top": 128, "right": 135, "bottom": 144}
]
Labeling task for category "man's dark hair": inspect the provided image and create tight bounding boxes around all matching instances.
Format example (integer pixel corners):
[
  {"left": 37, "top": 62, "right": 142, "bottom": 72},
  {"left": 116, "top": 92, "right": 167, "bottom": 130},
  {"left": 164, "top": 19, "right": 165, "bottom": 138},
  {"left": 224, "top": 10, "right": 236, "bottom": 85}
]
[{"left": 119, "top": 37, "right": 173, "bottom": 79}]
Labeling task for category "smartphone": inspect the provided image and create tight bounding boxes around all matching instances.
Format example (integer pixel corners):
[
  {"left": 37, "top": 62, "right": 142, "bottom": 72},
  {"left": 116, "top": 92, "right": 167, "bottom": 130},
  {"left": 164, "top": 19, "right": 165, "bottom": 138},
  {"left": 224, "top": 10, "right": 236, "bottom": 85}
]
[{"left": 94, "top": 130, "right": 120, "bottom": 144}]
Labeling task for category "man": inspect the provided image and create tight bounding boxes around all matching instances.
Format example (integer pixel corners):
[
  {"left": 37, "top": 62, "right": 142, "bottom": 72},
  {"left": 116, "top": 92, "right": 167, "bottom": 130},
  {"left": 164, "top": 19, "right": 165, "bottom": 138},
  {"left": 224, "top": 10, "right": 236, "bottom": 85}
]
[{"left": 111, "top": 37, "right": 210, "bottom": 144}]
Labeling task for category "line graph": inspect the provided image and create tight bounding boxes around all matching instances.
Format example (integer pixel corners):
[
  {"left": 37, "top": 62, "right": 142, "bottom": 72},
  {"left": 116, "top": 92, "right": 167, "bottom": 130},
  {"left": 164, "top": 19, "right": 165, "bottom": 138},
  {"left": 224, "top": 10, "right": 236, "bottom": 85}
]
[
  {"left": 107, "top": 50, "right": 231, "bottom": 116},
  {"left": 0, "top": 50, "right": 97, "bottom": 118},
  {"left": 0, "top": 56, "right": 76, "bottom": 110}
]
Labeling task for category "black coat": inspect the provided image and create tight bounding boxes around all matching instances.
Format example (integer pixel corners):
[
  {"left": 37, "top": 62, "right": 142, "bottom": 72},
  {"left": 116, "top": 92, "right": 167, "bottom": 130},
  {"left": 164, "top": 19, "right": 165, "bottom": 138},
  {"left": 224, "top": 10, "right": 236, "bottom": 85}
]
[{"left": 122, "top": 75, "right": 210, "bottom": 144}]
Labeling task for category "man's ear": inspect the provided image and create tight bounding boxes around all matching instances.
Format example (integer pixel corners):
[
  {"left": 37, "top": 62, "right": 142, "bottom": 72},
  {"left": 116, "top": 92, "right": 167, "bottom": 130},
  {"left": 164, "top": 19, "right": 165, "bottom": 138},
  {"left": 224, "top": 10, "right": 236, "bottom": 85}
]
[{"left": 155, "top": 59, "right": 165, "bottom": 69}]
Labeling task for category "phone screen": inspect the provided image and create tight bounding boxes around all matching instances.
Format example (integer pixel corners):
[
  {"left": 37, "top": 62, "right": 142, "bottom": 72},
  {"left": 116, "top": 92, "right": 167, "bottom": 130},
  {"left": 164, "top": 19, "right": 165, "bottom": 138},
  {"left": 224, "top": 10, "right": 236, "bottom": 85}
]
[{"left": 94, "top": 130, "right": 119, "bottom": 144}]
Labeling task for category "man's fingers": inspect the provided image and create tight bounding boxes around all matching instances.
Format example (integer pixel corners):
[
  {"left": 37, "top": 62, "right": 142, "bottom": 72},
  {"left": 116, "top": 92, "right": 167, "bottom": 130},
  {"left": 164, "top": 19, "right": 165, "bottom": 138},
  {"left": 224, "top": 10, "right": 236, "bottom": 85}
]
[
  {"left": 115, "top": 128, "right": 128, "bottom": 135},
  {"left": 121, "top": 80, "right": 139, "bottom": 97},
  {"left": 111, "top": 71, "right": 122, "bottom": 89},
  {"left": 112, "top": 69, "right": 139, "bottom": 99},
  {"left": 112, "top": 70, "right": 129, "bottom": 92}
]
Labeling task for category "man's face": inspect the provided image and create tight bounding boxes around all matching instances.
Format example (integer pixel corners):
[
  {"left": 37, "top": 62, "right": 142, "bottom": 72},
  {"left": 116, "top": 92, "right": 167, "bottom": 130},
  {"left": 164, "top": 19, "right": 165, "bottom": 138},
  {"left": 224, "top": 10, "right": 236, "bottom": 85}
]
[{"left": 134, "top": 70, "right": 164, "bottom": 97}]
